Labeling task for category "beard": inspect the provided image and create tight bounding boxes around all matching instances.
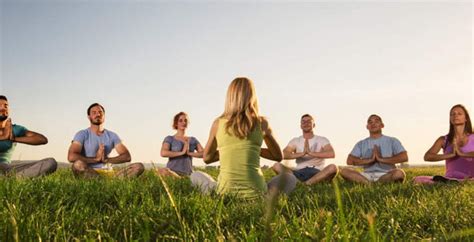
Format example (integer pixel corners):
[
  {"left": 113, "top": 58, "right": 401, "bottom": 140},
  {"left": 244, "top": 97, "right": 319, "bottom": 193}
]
[
  {"left": 89, "top": 118, "right": 104, "bottom": 125},
  {"left": 0, "top": 115, "right": 8, "bottom": 121}
]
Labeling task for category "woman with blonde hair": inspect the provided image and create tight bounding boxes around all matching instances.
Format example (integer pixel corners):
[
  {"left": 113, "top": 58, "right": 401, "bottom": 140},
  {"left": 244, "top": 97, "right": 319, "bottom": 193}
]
[
  {"left": 190, "top": 77, "right": 294, "bottom": 198},
  {"left": 156, "top": 112, "right": 203, "bottom": 178},
  {"left": 414, "top": 104, "right": 474, "bottom": 184}
]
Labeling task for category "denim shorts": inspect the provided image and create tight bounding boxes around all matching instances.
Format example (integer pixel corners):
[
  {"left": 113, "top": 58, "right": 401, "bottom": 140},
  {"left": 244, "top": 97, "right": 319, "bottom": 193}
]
[{"left": 293, "top": 167, "right": 320, "bottom": 182}]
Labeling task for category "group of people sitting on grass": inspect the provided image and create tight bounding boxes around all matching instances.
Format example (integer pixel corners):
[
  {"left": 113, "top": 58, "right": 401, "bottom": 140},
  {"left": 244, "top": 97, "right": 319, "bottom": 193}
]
[{"left": 1, "top": 77, "right": 473, "bottom": 199}]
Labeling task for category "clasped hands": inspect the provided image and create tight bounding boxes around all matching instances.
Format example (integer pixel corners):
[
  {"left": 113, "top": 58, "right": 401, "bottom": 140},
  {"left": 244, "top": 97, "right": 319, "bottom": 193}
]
[
  {"left": 0, "top": 119, "right": 15, "bottom": 141},
  {"left": 180, "top": 137, "right": 194, "bottom": 156},
  {"left": 451, "top": 137, "right": 467, "bottom": 158},
  {"left": 301, "top": 138, "right": 313, "bottom": 157},
  {"left": 94, "top": 144, "right": 108, "bottom": 163},
  {"left": 364, "top": 145, "right": 386, "bottom": 165}
]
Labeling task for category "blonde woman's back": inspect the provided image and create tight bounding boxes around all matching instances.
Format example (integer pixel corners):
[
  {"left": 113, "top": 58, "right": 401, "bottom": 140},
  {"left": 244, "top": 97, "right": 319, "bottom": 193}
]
[{"left": 216, "top": 117, "right": 267, "bottom": 199}]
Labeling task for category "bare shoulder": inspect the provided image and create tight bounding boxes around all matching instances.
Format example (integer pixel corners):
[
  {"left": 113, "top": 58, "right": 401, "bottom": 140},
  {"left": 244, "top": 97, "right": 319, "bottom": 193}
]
[
  {"left": 210, "top": 118, "right": 221, "bottom": 132},
  {"left": 212, "top": 118, "right": 220, "bottom": 127},
  {"left": 259, "top": 116, "right": 270, "bottom": 131},
  {"left": 435, "top": 136, "right": 446, "bottom": 145}
]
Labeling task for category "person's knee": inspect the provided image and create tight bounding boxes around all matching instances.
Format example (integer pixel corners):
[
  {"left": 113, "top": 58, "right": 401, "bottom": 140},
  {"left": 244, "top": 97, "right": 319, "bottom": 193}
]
[
  {"left": 267, "top": 173, "right": 297, "bottom": 195},
  {"left": 326, "top": 164, "right": 338, "bottom": 175},
  {"left": 43, "top": 158, "right": 58, "bottom": 172},
  {"left": 339, "top": 167, "right": 351, "bottom": 176},
  {"left": 156, "top": 167, "right": 170, "bottom": 176},
  {"left": 272, "top": 163, "right": 282, "bottom": 173},
  {"left": 282, "top": 173, "right": 297, "bottom": 194},
  {"left": 131, "top": 163, "right": 145, "bottom": 175},
  {"left": 190, "top": 171, "right": 206, "bottom": 183},
  {"left": 339, "top": 167, "right": 359, "bottom": 180},
  {"left": 393, "top": 169, "right": 406, "bottom": 181},
  {"left": 285, "top": 173, "right": 297, "bottom": 187},
  {"left": 190, "top": 171, "right": 215, "bottom": 193},
  {"left": 72, "top": 160, "right": 87, "bottom": 172}
]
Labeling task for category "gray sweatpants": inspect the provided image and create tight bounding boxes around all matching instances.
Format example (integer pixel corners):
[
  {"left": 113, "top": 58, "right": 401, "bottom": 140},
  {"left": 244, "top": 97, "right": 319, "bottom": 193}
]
[
  {"left": 190, "top": 171, "right": 297, "bottom": 195},
  {"left": 0, "top": 158, "right": 57, "bottom": 178}
]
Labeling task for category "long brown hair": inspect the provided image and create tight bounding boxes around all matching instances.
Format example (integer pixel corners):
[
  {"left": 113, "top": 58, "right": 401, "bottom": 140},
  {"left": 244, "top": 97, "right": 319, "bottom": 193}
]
[
  {"left": 221, "top": 77, "right": 259, "bottom": 139},
  {"left": 446, "top": 104, "right": 472, "bottom": 147}
]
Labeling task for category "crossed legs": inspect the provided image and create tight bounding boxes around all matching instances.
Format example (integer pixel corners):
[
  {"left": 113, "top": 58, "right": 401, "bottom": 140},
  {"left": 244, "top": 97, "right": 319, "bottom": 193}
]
[
  {"left": 304, "top": 164, "right": 338, "bottom": 185},
  {"left": 272, "top": 163, "right": 338, "bottom": 184},
  {"left": 72, "top": 160, "right": 144, "bottom": 178},
  {"left": 340, "top": 167, "right": 405, "bottom": 184},
  {"left": 378, "top": 169, "right": 406, "bottom": 183},
  {"left": 1, "top": 158, "right": 57, "bottom": 178},
  {"left": 115, "top": 163, "right": 145, "bottom": 178}
]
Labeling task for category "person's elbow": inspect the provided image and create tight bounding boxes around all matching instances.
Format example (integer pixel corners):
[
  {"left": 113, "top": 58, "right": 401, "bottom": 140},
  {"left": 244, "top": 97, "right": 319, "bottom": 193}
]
[
  {"left": 328, "top": 152, "right": 335, "bottom": 159},
  {"left": 160, "top": 150, "right": 168, "bottom": 158},
  {"left": 124, "top": 152, "right": 132, "bottom": 163},
  {"left": 37, "top": 134, "right": 48, "bottom": 145},
  {"left": 423, "top": 152, "right": 433, "bottom": 161},
  {"left": 273, "top": 151, "right": 283, "bottom": 162},
  {"left": 346, "top": 156, "right": 354, "bottom": 165},
  {"left": 203, "top": 155, "right": 213, "bottom": 164},
  {"left": 203, "top": 152, "right": 211, "bottom": 164},
  {"left": 400, "top": 152, "right": 409, "bottom": 163},
  {"left": 67, "top": 152, "right": 76, "bottom": 163},
  {"left": 203, "top": 159, "right": 212, "bottom": 164}
]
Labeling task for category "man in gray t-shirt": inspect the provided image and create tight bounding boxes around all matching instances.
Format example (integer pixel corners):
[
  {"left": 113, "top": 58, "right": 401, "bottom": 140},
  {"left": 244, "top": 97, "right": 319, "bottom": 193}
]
[
  {"left": 67, "top": 103, "right": 144, "bottom": 178},
  {"left": 340, "top": 114, "right": 408, "bottom": 184}
]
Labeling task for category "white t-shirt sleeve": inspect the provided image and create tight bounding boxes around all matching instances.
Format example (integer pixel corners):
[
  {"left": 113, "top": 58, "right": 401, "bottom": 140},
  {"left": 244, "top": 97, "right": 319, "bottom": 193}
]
[
  {"left": 287, "top": 137, "right": 299, "bottom": 149},
  {"left": 319, "top": 136, "right": 330, "bottom": 148}
]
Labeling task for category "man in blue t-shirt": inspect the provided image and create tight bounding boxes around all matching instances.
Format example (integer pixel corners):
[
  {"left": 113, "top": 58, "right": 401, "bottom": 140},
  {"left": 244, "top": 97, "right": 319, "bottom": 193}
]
[
  {"left": 340, "top": 114, "right": 408, "bottom": 184},
  {"left": 0, "top": 95, "right": 57, "bottom": 177},
  {"left": 67, "top": 103, "right": 144, "bottom": 177}
]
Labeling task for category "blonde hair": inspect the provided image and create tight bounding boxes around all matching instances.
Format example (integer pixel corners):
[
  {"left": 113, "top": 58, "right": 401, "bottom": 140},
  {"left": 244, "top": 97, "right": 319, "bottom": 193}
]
[{"left": 221, "top": 77, "right": 260, "bottom": 139}]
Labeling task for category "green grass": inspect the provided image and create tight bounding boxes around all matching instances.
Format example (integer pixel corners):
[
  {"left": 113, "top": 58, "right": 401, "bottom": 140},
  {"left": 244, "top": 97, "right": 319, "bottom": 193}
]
[{"left": 1, "top": 166, "right": 473, "bottom": 240}]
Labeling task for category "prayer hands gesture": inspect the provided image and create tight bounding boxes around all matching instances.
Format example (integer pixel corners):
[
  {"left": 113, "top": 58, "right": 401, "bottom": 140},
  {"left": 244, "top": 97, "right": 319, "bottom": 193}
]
[
  {"left": 373, "top": 145, "right": 385, "bottom": 163},
  {"left": 303, "top": 138, "right": 311, "bottom": 156},
  {"left": 95, "top": 143, "right": 106, "bottom": 163},
  {"left": 452, "top": 137, "right": 466, "bottom": 157},
  {"left": 364, "top": 145, "right": 382, "bottom": 165},
  {"left": 0, "top": 118, "right": 14, "bottom": 141},
  {"left": 182, "top": 138, "right": 190, "bottom": 156}
]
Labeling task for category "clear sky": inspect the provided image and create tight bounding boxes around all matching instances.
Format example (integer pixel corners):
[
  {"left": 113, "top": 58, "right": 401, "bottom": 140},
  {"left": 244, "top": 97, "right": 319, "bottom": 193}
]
[{"left": 1, "top": 0, "right": 472, "bottom": 167}]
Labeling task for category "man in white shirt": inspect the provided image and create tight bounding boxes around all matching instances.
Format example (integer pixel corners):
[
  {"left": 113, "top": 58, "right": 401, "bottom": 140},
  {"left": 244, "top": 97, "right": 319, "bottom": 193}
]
[{"left": 272, "top": 114, "right": 338, "bottom": 185}]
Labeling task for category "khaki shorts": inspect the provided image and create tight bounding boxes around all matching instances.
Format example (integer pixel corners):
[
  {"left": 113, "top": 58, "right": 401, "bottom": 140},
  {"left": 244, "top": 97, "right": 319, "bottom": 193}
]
[{"left": 361, "top": 171, "right": 388, "bottom": 182}]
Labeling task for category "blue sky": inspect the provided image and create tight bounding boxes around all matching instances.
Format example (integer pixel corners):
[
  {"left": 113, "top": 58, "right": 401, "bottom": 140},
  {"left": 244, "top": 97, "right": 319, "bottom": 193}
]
[{"left": 1, "top": 1, "right": 472, "bottom": 167}]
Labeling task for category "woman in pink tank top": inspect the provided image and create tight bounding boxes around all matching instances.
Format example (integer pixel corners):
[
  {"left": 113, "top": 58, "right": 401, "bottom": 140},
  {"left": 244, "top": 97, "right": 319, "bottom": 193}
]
[{"left": 414, "top": 104, "right": 474, "bottom": 184}]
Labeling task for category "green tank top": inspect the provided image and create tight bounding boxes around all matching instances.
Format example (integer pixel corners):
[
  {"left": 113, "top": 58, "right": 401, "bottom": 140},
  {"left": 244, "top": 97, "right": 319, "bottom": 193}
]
[{"left": 216, "top": 118, "right": 267, "bottom": 199}]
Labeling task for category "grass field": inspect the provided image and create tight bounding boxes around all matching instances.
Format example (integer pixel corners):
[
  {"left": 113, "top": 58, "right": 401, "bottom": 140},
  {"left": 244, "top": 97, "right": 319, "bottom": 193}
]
[{"left": 1, "top": 166, "right": 473, "bottom": 241}]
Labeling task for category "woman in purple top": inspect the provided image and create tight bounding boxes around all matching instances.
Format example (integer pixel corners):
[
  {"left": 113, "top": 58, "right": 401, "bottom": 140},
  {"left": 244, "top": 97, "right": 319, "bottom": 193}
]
[
  {"left": 156, "top": 112, "right": 203, "bottom": 178},
  {"left": 415, "top": 104, "right": 474, "bottom": 184}
]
